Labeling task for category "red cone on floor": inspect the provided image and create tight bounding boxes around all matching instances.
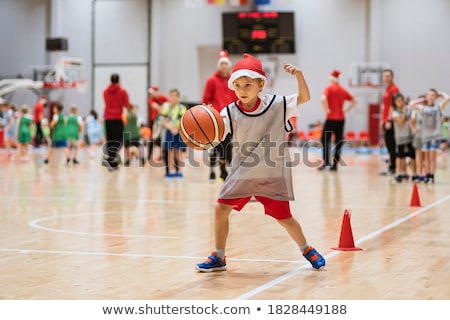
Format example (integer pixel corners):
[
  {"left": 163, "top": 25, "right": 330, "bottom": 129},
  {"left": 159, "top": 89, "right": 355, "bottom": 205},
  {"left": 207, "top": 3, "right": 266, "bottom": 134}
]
[
  {"left": 410, "top": 183, "right": 422, "bottom": 207},
  {"left": 332, "top": 209, "right": 363, "bottom": 251}
]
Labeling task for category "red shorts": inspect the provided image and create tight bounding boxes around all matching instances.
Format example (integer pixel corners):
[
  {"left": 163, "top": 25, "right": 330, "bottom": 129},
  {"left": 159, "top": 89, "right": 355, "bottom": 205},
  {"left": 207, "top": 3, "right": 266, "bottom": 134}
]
[{"left": 217, "top": 196, "right": 292, "bottom": 220}]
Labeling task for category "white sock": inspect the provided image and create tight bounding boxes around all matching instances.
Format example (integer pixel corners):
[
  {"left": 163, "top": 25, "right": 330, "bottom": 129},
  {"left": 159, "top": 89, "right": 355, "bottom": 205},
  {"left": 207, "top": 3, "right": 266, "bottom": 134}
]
[
  {"left": 299, "top": 244, "right": 309, "bottom": 253},
  {"left": 215, "top": 249, "right": 225, "bottom": 260}
]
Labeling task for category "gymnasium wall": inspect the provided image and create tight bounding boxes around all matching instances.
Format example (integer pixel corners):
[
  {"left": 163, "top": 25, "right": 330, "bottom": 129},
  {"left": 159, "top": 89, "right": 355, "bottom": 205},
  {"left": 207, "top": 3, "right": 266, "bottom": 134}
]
[{"left": 0, "top": 0, "right": 449, "bottom": 134}]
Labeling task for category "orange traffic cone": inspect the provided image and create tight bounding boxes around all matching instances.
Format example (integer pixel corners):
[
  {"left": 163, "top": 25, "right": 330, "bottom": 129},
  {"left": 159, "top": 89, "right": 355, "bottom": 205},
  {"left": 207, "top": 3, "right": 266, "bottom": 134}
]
[
  {"left": 332, "top": 209, "right": 363, "bottom": 251},
  {"left": 410, "top": 183, "right": 422, "bottom": 207}
]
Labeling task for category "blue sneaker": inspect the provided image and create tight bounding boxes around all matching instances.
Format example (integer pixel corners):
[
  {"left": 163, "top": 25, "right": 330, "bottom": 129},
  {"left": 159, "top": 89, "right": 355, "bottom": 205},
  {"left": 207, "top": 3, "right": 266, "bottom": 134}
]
[
  {"left": 303, "top": 246, "right": 326, "bottom": 270},
  {"left": 176, "top": 172, "right": 183, "bottom": 178},
  {"left": 166, "top": 172, "right": 176, "bottom": 178},
  {"left": 196, "top": 252, "right": 227, "bottom": 272}
]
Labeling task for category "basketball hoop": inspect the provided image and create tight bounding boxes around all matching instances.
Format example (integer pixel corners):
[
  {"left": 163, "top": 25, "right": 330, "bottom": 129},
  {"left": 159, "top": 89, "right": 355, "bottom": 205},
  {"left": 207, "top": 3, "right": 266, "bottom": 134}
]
[{"left": 41, "top": 56, "right": 86, "bottom": 92}]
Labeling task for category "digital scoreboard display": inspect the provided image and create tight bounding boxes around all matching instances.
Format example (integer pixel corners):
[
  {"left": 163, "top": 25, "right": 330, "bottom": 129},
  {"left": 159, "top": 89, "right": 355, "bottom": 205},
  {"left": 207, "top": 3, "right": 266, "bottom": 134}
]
[{"left": 222, "top": 11, "right": 296, "bottom": 54}]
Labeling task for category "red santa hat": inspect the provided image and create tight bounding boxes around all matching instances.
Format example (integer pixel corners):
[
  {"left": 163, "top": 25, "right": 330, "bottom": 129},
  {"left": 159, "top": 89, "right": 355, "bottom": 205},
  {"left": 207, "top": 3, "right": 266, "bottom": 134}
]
[
  {"left": 217, "top": 50, "right": 232, "bottom": 68},
  {"left": 227, "top": 53, "right": 267, "bottom": 91},
  {"left": 330, "top": 70, "right": 341, "bottom": 81},
  {"left": 148, "top": 85, "right": 159, "bottom": 93}
]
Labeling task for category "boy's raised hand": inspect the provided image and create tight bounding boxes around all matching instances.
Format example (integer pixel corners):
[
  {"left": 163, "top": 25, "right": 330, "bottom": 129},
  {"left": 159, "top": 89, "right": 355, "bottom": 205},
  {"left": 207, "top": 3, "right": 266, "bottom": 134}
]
[
  {"left": 283, "top": 61, "right": 310, "bottom": 105},
  {"left": 283, "top": 61, "right": 300, "bottom": 75}
]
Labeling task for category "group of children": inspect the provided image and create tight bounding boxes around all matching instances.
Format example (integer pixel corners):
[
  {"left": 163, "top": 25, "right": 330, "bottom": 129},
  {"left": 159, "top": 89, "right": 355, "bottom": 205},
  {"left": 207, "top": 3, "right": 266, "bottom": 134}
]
[
  {"left": 1, "top": 103, "right": 51, "bottom": 161},
  {"left": 0, "top": 89, "right": 190, "bottom": 176},
  {"left": 0, "top": 101, "right": 105, "bottom": 164},
  {"left": 390, "top": 89, "right": 449, "bottom": 183}
]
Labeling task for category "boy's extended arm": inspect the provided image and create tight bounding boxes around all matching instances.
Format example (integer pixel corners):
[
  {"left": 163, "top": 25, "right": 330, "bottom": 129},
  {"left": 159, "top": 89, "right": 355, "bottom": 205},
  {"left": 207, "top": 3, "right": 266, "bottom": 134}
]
[{"left": 283, "top": 61, "right": 310, "bottom": 105}]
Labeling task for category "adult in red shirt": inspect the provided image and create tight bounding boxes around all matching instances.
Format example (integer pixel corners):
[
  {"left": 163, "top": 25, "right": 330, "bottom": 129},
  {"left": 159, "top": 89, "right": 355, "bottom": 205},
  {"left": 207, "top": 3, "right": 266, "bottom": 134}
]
[
  {"left": 319, "top": 70, "right": 357, "bottom": 171},
  {"left": 103, "top": 73, "right": 130, "bottom": 171},
  {"left": 202, "top": 50, "right": 237, "bottom": 181},
  {"left": 381, "top": 69, "right": 400, "bottom": 175},
  {"left": 147, "top": 85, "right": 168, "bottom": 163},
  {"left": 33, "top": 95, "right": 47, "bottom": 147}
]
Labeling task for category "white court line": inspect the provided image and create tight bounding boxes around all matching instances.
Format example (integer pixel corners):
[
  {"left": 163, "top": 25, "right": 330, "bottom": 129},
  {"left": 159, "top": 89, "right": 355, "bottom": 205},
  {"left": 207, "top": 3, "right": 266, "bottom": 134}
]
[
  {"left": 29, "top": 211, "right": 181, "bottom": 239},
  {"left": 233, "top": 194, "right": 450, "bottom": 300},
  {"left": 0, "top": 195, "right": 415, "bottom": 209},
  {"left": 1, "top": 195, "right": 174, "bottom": 204},
  {"left": 0, "top": 248, "right": 302, "bottom": 264}
]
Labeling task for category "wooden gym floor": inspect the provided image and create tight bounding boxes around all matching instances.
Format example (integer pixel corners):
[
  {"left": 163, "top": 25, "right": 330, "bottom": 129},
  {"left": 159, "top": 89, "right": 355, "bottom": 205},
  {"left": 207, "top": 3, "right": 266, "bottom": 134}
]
[{"left": 0, "top": 146, "right": 449, "bottom": 300}]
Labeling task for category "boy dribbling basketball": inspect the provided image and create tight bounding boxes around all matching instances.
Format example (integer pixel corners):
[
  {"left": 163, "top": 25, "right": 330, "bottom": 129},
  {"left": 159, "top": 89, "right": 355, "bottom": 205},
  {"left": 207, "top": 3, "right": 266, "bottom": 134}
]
[{"left": 196, "top": 53, "right": 326, "bottom": 272}]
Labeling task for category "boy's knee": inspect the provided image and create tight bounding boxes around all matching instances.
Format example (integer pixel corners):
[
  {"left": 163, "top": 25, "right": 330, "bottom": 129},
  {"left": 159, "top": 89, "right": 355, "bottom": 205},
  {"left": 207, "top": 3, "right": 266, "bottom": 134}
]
[{"left": 215, "top": 202, "right": 233, "bottom": 215}]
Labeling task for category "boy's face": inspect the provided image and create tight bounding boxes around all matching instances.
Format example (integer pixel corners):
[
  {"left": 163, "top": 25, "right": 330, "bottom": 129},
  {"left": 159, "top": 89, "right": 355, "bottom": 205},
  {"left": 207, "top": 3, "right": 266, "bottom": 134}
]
[
  {"left": 169, "top": 92, "right": 179, "bottom": 105},
  {"left": 232, "top": 77, "right": 264, "bottom": 104}
]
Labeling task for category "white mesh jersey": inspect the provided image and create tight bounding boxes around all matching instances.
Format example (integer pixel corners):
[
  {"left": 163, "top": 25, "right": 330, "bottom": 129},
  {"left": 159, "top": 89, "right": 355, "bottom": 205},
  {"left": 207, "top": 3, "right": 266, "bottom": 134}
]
[
  {"left": 392, "top": 107, "right": 413, "bottom": 145},
  {"left": 418, "top": 103, "right": 443, "bottom": 143},
  {"left": 218, "top": 94, "right": 298, "bottom": 201}
]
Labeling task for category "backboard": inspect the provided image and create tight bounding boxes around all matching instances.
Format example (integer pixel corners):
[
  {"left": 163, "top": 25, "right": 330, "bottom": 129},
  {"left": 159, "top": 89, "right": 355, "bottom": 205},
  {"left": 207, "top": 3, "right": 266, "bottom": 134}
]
[{"left": 348, "top": 62, "right": 390, "bottom": 89}]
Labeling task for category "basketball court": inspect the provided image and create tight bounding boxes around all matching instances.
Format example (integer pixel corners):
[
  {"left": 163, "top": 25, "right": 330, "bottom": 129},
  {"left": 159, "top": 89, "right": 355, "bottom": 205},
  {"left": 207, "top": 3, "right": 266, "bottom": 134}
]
[{"left": 1, "top": 147, "right": 449, "bottom": 300}]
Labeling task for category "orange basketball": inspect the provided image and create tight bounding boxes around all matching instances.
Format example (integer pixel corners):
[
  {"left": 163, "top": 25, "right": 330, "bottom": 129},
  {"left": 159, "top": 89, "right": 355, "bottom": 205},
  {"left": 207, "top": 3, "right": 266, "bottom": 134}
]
[{"left": 180, "top": 105, "right": 225, "bottom": 150}]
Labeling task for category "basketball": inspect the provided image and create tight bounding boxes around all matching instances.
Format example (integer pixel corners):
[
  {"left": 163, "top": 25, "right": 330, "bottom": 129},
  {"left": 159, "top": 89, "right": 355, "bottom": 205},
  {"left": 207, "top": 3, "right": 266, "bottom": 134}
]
[{"left": 180, "top": 105, "right": 225, "bottom": 150}]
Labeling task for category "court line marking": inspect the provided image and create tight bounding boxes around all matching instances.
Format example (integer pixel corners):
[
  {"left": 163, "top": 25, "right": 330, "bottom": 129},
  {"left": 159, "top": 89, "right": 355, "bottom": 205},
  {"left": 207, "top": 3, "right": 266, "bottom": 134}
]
[
  {"left": 29, "top": 211, "right": 182, "bottom": 239},
  {"left": 0, "top": 197, "right": 447, "bottom": 286},
  {"left": 1, "top": 195, "right": 421, "bottom": 209},
  {"left": 0, "top": 248, "right": 303, "bottom": 264},
  {"left": 233, "top": 194, "right": 450, "bottom": 300},
  {"left": 1, "top": 195, "right": 174, "bottom": 204}
]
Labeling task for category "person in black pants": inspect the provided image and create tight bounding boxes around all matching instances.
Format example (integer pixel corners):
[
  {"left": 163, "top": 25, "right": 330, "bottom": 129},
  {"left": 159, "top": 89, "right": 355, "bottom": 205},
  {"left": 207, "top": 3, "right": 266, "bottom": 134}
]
[
  {"left": 102, "top": 74, "right": 130, "bottom": 171},
  {"left": 319, "top": 70, "right": 357, "bottom": 171},
  {"left": 380, "top": 69, "right": 400, "bottom": 175},
  {"left": 201, "top": 50, "right": 237, "bottom": 181},
  {"left": 383, "top": 120, "right": 397, "bottom": 175},
  {"left": 33, "top": 95, "right": 47, "bottom": 148}
]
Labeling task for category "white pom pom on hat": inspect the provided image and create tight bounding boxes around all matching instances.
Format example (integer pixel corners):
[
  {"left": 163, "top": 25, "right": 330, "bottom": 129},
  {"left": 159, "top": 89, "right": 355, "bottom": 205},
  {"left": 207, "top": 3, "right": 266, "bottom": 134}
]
[
  {"left": 227, "top": 53, "right": 267, "bottom": 91},
  {"left": 217, "top": 50, "right": 232, "bottom": 68}
]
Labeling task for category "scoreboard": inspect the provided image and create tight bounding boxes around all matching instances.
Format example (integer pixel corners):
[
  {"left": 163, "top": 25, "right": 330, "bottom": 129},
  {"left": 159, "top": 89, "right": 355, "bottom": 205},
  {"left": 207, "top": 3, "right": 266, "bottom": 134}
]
[{"left": 222, "top": 11, "right": 296, "bottom": 54}]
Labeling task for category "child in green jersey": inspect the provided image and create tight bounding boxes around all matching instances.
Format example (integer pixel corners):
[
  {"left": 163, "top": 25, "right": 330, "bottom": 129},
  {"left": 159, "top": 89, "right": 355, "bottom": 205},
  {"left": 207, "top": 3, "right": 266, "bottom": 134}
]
[
  {"left": 17, "top": 105, "right": 34, "bottom": 162},
  {"left": 42, "top": 103, "right": 70, "bottom": 165}
]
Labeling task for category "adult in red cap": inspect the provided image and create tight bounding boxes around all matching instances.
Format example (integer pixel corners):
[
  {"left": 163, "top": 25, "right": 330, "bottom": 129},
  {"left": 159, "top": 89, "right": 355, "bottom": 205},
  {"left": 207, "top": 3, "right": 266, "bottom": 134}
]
[
  {"left": 33, "top": 95, "right": 47, "bottom": 148},
  {"left": 202, "top": 50, "right": 237, "bottom": 181},
  {"left": 318, "top": 70, "right": 357, "bottom": 171}
]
